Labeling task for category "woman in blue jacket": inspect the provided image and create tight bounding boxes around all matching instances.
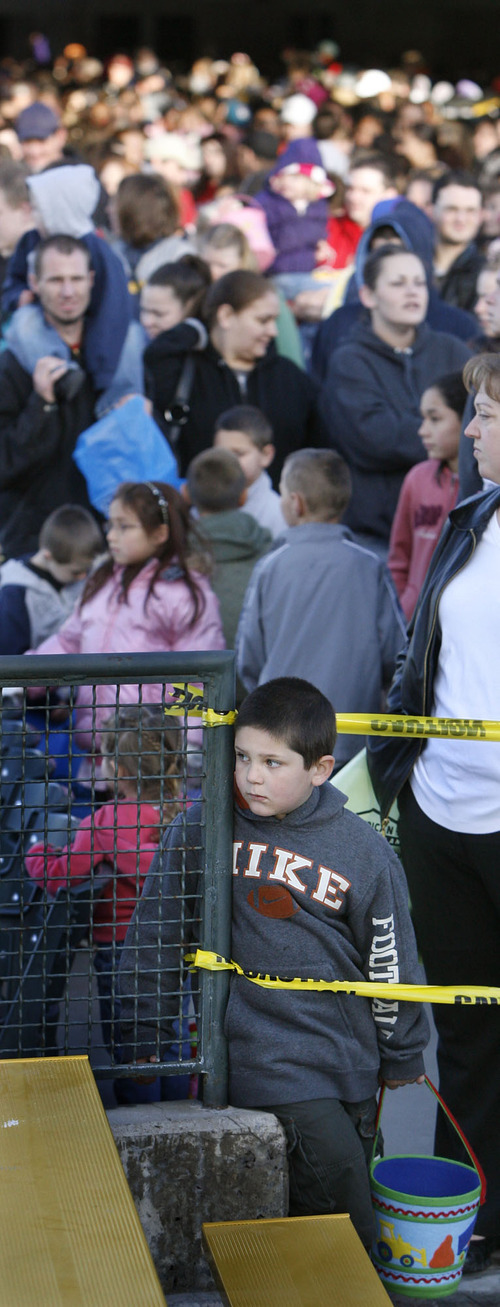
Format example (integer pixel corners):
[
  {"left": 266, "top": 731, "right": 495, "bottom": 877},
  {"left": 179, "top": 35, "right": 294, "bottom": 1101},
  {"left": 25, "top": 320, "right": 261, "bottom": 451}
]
[{"left": 320, "top": 244, "right": 470, "bottom": 552}]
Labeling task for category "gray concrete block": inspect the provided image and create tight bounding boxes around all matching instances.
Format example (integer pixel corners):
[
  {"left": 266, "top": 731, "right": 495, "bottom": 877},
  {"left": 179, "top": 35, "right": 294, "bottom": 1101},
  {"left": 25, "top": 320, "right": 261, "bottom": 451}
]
[{"left": 108, "top": 1100, "right": 287, "bottom": 1294}]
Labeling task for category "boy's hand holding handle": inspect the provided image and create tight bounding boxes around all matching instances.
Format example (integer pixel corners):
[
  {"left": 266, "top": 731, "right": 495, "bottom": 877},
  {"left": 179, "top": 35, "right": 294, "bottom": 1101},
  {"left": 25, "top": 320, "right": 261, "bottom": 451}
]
[{"left": 383, "top": 1074, "right": 426, "bottom": 1089}]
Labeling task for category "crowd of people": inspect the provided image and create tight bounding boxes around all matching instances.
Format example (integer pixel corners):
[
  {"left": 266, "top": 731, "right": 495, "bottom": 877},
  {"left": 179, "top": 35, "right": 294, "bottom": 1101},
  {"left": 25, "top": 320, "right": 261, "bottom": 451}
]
[{"left": 0, "top": 34, "right": 499, "bottom": 1277}]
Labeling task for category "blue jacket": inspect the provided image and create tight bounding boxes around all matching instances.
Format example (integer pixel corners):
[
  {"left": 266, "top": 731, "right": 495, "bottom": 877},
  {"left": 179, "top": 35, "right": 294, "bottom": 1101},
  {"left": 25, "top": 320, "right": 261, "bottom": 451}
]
[
  {"left": 2, "top": 230, "right": 132, "bottom": 392},
  {"left": 367, "top": 485, "right": 500, "bottom": 818},
  {"left": 311, "top": 199, "right": 480, "bottom": 382},
  {"left": 320, "top": 319, "right": 470, "bottom": 543}
]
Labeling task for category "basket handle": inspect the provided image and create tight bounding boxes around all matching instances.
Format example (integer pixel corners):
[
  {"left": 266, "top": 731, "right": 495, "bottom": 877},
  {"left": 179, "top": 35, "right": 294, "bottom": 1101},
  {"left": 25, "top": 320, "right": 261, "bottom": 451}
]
[{"left": 373, "top": 1074, "right": 487, "bottom": 1205}]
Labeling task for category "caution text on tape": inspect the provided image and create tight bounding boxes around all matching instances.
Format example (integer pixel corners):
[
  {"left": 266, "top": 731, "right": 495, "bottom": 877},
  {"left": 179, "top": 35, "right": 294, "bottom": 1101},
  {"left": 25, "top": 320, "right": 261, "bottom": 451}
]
[{"left": 188, "top": 951, "right": 500, "bottom": 1006}]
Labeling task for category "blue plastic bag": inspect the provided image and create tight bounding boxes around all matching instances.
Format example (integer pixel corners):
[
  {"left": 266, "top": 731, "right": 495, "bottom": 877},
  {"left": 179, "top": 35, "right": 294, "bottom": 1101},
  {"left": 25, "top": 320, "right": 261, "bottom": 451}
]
[{"left": 73, "top": 396, "right": 181, "bottom": 514}]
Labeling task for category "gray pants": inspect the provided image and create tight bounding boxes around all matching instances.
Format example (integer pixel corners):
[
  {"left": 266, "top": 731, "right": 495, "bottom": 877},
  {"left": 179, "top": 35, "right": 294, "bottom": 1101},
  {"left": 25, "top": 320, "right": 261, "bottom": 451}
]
[{"left": 261, "top": 1096, "right": 378, "bottom": 1248}]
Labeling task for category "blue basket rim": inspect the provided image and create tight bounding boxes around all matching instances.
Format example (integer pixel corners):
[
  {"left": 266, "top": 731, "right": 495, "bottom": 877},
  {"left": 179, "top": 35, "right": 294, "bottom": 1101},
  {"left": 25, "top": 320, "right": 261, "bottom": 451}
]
[{"left": 370, "top": 1152, "right": 481, "bottom": 1205}]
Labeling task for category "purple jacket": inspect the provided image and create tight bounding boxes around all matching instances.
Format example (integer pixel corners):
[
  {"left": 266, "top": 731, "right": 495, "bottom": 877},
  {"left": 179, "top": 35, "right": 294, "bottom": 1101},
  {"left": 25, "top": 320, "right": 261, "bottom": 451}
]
[
  {"left": 256, "top": 138, "right": 329, "bottom": 274},
  {"left": 29, "top": 559, "right": 225, "bottom": 746}
]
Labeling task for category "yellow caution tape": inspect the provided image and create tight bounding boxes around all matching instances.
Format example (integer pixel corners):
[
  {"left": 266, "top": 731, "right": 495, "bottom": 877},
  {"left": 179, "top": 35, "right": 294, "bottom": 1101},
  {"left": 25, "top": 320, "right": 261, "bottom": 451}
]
[
  {"left": 203, "top": 708, "right": 238, "bottom": 727},
  {"left": 188, "top": 950, "right": 500, "bottom": 1006},
  {"left": 165, "top": 695, "right": 500, "bottom": 740},
  {"left": 164, "top": 684, "right": 236, "bottom": 726},
  {"left": 336, "top": 714, "right": 500, "bottom": 740}
]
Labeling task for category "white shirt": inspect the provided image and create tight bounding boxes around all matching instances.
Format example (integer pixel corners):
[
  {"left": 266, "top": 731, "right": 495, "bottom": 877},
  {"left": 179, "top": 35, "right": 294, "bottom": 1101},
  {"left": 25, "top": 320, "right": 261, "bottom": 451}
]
[
  {"left": 411, "top": 509, "right": 500, "bottom": 833},
  {"left": 242, "top": 472, "right": 287, "bottom": 540}
]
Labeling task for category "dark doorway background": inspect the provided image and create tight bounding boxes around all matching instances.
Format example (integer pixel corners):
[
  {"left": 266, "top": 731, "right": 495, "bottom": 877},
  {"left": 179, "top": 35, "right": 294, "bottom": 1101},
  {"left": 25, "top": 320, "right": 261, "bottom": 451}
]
[{"left": 0, "top": 3, "right": 499, "bottom": 85}]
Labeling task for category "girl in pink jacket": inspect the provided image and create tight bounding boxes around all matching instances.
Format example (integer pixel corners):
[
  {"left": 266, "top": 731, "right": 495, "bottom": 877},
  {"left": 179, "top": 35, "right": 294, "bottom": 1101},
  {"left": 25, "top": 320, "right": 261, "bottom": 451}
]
[
  {"left": 25, "top": 704, "right": 183, "bottom": 1058},
  {"left": 30, "top": 480, "right": 225, "bottom": 749},
  {"left": 388, "top": 373, "right": 466, "bottom": 621}
]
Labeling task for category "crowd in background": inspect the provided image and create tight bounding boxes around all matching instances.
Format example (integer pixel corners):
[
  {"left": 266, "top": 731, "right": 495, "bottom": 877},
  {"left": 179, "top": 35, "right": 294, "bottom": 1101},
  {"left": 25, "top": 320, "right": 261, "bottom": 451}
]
[{"left": 0, "top": 33, "right": 499, "bottom": 1271}]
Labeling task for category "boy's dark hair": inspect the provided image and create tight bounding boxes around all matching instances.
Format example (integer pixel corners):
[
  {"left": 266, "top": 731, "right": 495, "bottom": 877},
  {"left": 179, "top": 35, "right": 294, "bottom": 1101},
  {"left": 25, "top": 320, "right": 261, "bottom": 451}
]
[
  {"left": 39, "top": 504, "right": 103, "bottom": 563},
  {"left": 432, "top": 170, "right": 482, "bottom": 204},
  {"left": 187, "top": 448, "right": 246, "bottom": 513},
  {"left": 34, "top": 234, "right": 92, "bottom": 278},
  {"left": 282, "top": 449, "right": 351, "bottom": 521},
  {"left": 236, "top": 677, "right": 336, "bottom": 769},
  {"left": 215, "top": 404, "right": 274, "bottom": 450}
]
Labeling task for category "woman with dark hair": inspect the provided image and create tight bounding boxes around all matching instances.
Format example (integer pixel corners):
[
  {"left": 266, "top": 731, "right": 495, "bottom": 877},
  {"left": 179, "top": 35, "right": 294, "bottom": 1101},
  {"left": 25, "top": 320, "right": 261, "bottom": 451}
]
[
  {"left": 140, "top": 256, "right": 212, "bottom": 339},
  {"left": 320, "top": 244, "right": 470, "bottom": 552},
  {"left": 112, "top": 173, "right": 196, "bottom": 308},
  {"left": 368, "top": 352, "right": 500, "bottom": 1273},
  {"left": 144, "top": 269, "right": 326, "bottom": 479}
]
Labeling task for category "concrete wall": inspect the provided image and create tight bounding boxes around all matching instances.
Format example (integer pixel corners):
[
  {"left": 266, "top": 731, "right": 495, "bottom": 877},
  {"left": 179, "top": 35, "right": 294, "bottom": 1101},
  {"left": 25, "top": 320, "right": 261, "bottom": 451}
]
[{"left": 109, "top": 1101, "right": 288, "bottom": 1294}]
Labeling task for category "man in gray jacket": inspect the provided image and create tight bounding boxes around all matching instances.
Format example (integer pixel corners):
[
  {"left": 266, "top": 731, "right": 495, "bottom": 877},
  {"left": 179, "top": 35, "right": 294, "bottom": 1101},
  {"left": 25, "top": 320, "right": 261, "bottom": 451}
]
[{"left": 236, "top": 449, "right": 406, "bottom": 769}]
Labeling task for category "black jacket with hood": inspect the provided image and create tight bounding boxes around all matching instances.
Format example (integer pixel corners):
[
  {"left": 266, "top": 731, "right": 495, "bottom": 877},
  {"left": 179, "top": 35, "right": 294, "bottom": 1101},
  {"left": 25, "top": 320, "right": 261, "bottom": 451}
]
[
  {"left": 367, "top": 485, "right": 500, "bottom": 820},
  {"left": 312, "top": 199, "right": 480, "bottom": 383},
  {"left": 320, "top": 318, "right": 470, "bottom": 543}
]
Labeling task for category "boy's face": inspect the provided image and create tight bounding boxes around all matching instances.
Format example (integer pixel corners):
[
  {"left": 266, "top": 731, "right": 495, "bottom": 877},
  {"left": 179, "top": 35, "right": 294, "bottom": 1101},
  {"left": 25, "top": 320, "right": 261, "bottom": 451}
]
[
  {"left": 43, "top": 551, "right": 95, "bottom": 584},
  {"left": 235, "top": 726, "right": 334, "bottom": 819},
  {"left": 214, "top": 428, "right": 274, "bottom": 487}
]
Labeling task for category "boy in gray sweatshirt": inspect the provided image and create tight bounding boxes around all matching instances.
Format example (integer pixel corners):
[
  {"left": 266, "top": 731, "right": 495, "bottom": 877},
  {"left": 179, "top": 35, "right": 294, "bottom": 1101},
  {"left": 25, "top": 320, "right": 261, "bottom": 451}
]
[{"left": 119, "top": 677, "right": 428, "bottom": 1245}]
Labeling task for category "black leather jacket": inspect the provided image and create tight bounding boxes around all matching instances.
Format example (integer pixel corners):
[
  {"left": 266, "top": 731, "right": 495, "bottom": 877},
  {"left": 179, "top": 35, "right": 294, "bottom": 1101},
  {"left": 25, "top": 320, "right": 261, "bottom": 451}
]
[{"left": 367, "top": 485, "right": 500, "bottom": 820}]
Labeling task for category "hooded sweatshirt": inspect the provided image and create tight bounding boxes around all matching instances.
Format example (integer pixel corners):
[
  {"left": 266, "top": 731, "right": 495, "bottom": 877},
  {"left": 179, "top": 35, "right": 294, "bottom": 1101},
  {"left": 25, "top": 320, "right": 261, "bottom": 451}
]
[
  {"left": 197, "top": 508, "right": 271, "bottom": 649},
  {"left": 311, "top": 199, "right": 480, "bottom": 382},
  {"left": 320, "top": 320, "right": 470, "bottom": 543},
  {"left": 256, "top": 138, "right": 330, "bottom": 274},
  {"left": 118, "top": 785, "right": 429, "bottom": 1104},
  {"left": 2, "top": 165, "right": 132, "bottom": 392},
  {"left": 0, "top": 556, "right": 80, "bottom": 654}
]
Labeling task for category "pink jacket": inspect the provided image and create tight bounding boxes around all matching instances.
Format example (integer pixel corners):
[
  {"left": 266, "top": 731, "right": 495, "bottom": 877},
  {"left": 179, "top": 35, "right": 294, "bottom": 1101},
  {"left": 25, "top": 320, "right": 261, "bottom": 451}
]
[
  {"left": 388, "top": 460, "right": 459, "bottom": 622},
  {"left": 25, "top": 800, "right": 161, "bottom": 943},
  {"left": 29, "top": 560, "right": 225, "bottom": 744}
]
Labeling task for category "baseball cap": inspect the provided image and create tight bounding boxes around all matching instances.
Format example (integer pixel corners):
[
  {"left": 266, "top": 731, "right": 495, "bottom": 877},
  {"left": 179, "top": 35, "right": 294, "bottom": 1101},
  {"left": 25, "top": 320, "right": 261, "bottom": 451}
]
[{"left": 16, "top": 102, "right": 61, "bottom": 141}]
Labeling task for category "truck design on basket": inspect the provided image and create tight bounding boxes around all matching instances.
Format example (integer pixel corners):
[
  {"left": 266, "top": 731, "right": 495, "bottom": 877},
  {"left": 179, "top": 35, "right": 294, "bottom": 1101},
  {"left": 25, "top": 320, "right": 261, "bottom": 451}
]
[{"left": 377, "top": 1218, "right": 428, "bottom": 1268}]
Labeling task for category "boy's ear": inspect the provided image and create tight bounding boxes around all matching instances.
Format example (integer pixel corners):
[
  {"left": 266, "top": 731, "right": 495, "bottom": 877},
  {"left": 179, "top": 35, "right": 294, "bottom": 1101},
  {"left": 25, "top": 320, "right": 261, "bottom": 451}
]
[
  {"left": 181, "top": 482, "right": 191, "bottom": 505},
  {"left": 238, "top": 487, "right": 248, "bottom": 507},
  {"left": 311, "top": 755, "right": 335, "bottom": 786},
  {"left": 260, "top": 442, "right": 275, "bottom": 470}
]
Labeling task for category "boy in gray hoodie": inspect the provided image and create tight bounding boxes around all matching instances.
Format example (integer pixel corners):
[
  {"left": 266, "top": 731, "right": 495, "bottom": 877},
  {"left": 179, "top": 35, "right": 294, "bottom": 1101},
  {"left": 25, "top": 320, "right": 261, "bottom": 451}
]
[{"left": 119, "top": 677, "right": 428, "bottom": 1246}]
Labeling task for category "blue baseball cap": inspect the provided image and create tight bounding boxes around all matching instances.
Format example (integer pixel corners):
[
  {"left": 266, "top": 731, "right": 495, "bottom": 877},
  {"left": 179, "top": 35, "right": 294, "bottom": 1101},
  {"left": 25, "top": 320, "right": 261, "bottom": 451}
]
[{"left": 16, "top": 102, "right": 61, "bottom": 141}]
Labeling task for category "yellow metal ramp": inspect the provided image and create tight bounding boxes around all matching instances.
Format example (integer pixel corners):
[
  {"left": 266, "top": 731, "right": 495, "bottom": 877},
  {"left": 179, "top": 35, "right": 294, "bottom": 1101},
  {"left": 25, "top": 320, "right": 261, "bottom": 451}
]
[
  {"left": 203, "top": 1213, "right": 392, "bottom": 1306},
  {"left": 0, "top": 1055, "right": 166, "bottom": 1306}
]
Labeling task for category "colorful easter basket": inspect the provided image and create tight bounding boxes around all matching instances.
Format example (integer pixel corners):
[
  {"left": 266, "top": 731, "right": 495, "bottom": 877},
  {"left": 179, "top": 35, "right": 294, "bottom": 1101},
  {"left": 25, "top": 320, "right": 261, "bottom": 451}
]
[{"left": 370, "top": 1076, "right": 486, "bottom": 1298}]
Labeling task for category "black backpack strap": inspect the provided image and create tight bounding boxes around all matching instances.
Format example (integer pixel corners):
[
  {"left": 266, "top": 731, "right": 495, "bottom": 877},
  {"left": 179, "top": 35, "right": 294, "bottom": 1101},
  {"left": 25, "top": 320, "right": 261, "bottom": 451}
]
[{"left": 163, "top": 353, "right": 196, "bottom": 449}]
